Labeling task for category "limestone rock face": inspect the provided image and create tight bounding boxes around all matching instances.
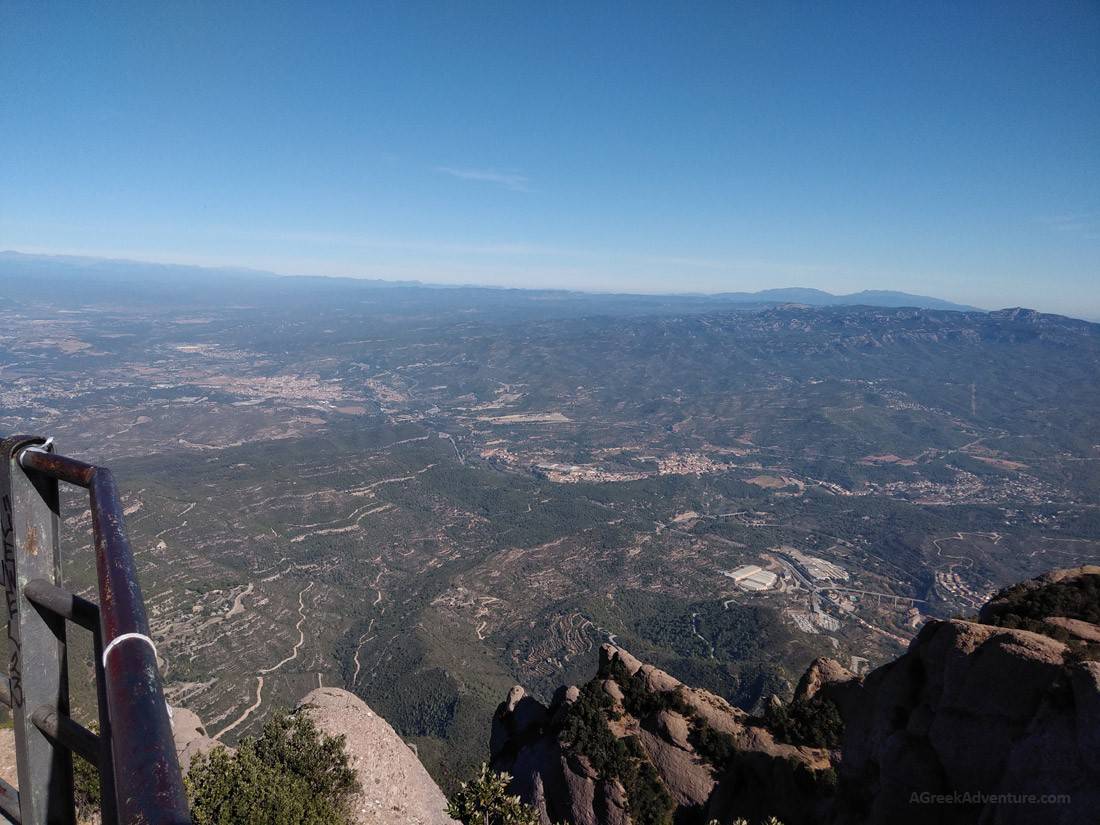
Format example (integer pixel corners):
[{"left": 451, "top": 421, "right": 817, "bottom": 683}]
[
  {"left": 635, "top": 727, "right": 714, "bottom": 807},
  {"left": 494, "top": 568, "right": 1100, "bottom": 825},
  {"left": 169, "top": 705, "right": 224, "bottom": 774},
  {"left": 837, "top": 618, "right": 1099, "bottom": 825},
  {"left": 491, "top": 684, "right": 549, "bottom": 763},
  {"left": 494, "top": 645, "right": 831, "bottom": 825},
  {"left": 599, "top": 643, "right": 642, "bottom": 676},
  {"left": 794, "top": 657, "right": 856, "bottom": 703},
  {"left": 1071, "top": 662, "right": 1100, "bottom": 765},
  {"left": 1045, "top": 616, "right": 1100, "bottom": 643},
  {"left": 297, "top": 688, "right": 457, "bottom": 825},
  {"left": 655, "top": 709, "right": 691, "bottom": 750}
]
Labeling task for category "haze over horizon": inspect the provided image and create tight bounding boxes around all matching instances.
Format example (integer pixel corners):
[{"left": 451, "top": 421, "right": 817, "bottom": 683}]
[
  {"left": 3, "top": 7, "right": 1100, "bottom": 816},
  {"left": 2, "top": 2, "right": 1098, "bottom": 317}
]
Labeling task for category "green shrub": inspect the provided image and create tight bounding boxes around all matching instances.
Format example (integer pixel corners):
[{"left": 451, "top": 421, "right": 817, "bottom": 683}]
[
  {"left": 690, "top": 722, "right": 738, "bottom": 767},
  {"left": 982, "top": 574, "right": 1100, "bottom": 660},
  {"left": 558, "top": 680, "right": 675, "bottom": 825},
  {"left": 447, "top": 764, "right": 540, "bottom": 825},
  {"left": 604, "top": 657, "right": 690, "bottom": 720},
  {"left": 984, "top": 574, "right": 1100, "bottom": 628},
  {"left": 73, "top": 743, "right": 101, "bottom": 821},
  {"left": 763, "top": 698, "right": 844, "bottom": 750},
  {"left": 186, "top": 710, "right": 358, "bottom": 825}
]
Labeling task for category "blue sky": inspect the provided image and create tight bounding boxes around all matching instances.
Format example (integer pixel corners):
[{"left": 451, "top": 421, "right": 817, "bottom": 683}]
[{"left": 2, "top": 2, "right": 1098, "bottom": 316}]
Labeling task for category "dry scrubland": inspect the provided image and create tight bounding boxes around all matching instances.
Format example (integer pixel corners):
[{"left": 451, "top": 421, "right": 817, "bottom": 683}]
[{"left": 3, "top": 263, "right": 1098, "bottom": 787}]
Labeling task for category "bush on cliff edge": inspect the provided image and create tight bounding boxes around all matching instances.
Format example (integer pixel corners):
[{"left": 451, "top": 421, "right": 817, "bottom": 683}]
[
  {"left": 187, "top": 710, "right": 358, "bottom": 825},
  {"left": 447, "top": 764, "right": 541, "bottom": 825}
]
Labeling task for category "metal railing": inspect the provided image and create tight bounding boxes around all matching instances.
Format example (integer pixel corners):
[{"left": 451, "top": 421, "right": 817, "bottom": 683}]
[{"left": 0, "top": 435, "right": 190, "bottom": 824}]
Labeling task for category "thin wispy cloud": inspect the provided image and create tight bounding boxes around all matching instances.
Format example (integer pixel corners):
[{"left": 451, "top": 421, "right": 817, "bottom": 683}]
[
  {"left": 1038, "top": 212, "right": 1100, "bottom": 240},
  {"left": 436, "top": 166, "right": 530, "bottom": 192}
]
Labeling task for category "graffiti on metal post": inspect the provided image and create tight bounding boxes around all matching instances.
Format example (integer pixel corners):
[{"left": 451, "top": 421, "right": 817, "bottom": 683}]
[{"left": 1, "top": 493, "right": 23, "bottom": 707}]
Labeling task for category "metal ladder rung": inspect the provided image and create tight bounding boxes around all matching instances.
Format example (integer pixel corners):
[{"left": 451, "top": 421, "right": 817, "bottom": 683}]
[
  {"left": 2, "top": 435, "right": 191, "bottom": 824},
  {"left": 22, "top": 581, "right": 98, "bottom": 633},
  {"left": 0, "top": 777, "right": 19, "bottom": 824},
  {"left": 29, "top": 707, "right": 98, "bottom": 766}
]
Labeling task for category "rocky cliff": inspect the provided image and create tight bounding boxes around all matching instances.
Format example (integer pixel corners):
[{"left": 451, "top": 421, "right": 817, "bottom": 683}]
[
  {"left": 170, "top": 687, "right": 457, "bottom": 825},
  {"left": 491, "top": 645, "right": 835, "bottom": 825},
  {"left": 9, "top": 565, "right": 1091, "bottom": 824},
  {"left": 295, "top": 688, "right": 457, "bottom": 825},
  {"left": 492, "top": 567, "right": 1100, "bottom": 825}
]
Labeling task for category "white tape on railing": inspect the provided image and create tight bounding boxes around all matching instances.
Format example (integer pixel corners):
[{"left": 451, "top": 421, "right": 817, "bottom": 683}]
[
  {"left": 17, "top": 437, "right": 54, "bottom": 468},
  {"left": 101, "top": 632, "right": 158, "bottom": 669}
]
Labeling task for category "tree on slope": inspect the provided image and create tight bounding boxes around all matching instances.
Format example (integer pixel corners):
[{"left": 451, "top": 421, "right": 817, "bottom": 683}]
[{"left": 447, "top": 764, "right": 540, "bottom": 825}]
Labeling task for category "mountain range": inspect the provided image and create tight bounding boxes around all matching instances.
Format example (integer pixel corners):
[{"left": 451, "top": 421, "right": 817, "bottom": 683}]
[{"left": 0, "top": 251, "right": 981, "bottom": 314}]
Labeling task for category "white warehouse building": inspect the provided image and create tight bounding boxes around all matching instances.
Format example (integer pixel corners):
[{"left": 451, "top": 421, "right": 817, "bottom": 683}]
[{"left": 723, "top": 564, "right": 778, "bottom": 592}]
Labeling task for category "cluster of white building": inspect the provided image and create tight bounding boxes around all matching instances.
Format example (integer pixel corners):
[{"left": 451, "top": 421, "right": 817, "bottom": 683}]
[{"left": 723, "top": 564, "right": 778, "bottom": 591}]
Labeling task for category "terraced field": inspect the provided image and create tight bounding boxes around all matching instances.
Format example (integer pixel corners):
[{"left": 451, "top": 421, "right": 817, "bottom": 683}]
[{"left": 5, "top": 265, "right": 1099, "bottom": 787}]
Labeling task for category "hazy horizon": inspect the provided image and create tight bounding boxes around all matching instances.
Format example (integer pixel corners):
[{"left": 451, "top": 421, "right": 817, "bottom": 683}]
[
  {"left": 3, "top": 3, "right": 1098, "bottom": 317},
  {"left": 0, "top": 247, "right": 993, "bottom": 313},
  {"left": 15, "top": 244, "right": 1100, "bottom": 320}
]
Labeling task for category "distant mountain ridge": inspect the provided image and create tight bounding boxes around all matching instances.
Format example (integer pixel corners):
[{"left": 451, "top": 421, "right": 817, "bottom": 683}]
[
  {"left": 712, "top": 286, "right": 980, "bottom": 312},
  {"left": 1, "top": 250, "right": 980, "bottom": 314}
]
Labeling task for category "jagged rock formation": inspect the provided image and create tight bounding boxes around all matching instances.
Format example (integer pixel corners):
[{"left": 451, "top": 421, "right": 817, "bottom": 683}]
[
  {"left": 492, "top": 645, "right": 833, "bottom": 825},
  {"left": 493, "top": 568, "right": 1100, "bottom": 825},
  {"left": 819, "top": 621, "right": 1097, "bottom": 824},
  {"left": 5, "top": 567, "right": 1097, "bottom": 825},
  {"left": 822, "top": 565, "right": 1100, "bottom": 825}
]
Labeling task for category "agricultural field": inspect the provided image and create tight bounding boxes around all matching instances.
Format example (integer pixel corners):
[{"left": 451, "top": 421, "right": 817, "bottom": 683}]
[{"left": 4, "top": 261, "right": 1099, "bottom": 787}]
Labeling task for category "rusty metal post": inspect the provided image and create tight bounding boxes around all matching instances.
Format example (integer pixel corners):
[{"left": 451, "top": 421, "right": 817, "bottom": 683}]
[
  {"left": 0, "top": 439, "right": 190, "bottom": 824},
  {"left": 17, "top": 444, "right": 190, "bottom": 824},
  {"left": 1, "top": 435, "right": 76, "bottom": 825}
]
